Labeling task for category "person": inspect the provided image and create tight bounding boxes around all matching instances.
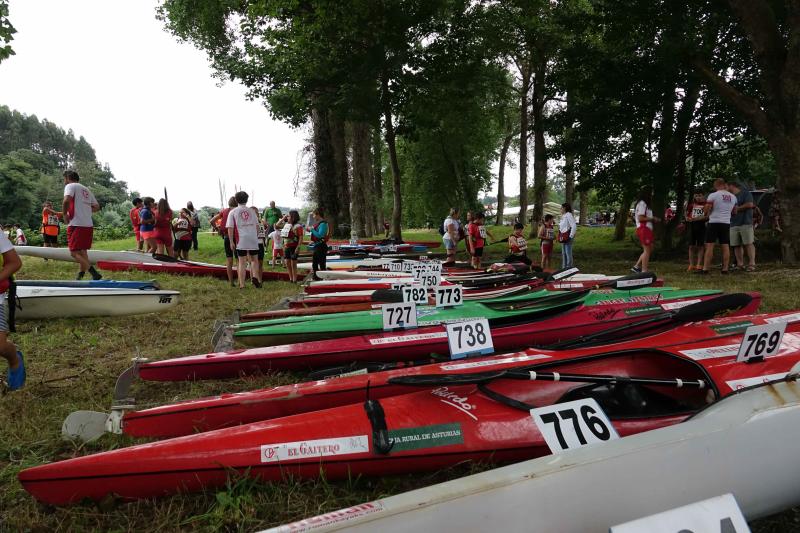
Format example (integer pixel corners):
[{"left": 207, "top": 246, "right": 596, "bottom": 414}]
[
  {"left": 209, "top": 197, "right": 238, "bottom": 286},
  {"left": 139, "top": 198, "right": 157, "bottom": 253},
  {"left": 268, "top": 224, "right": 284, "bottom": 267},
  {"left": 558, "top": 202, "right": 577, "bottom": 268},
  {"left": 631, "top": 188, "right": 660, "bottom": 273},
  {"left": 0, "top": 232, "right": 24, "bottom": 390},
  {"left": 129, "top": 198, "right": 144, "bottom": 251},
  {"left": 727, "top": 181, "right": 756, "bottom": 272},
  {"left": 506, "top": 222, "right": 532, "bottom": 266},
  {"left": 41, "top": 201, "right": 61, "bottom": 248},
  {"left": 464, "top": 211, "right": 474, "bottom": 257},
  {"left": 442, "top": 208, "right": 461, "bottom": 264},
  {"left": 383, "top": 220, "right": 390, "bottom": 238},
  {"left": 62, "top": 170, "right": 102, "bottom": 280},
  {"left": 226, "top": 192, "right": 262, "bottom": 288},
  {"left": 537, "top": 214, "right": 555, "bottom": 270},
  {"left": 282, "top": 210, "right": 303, "bottom": 282},
  {"left": 769, "top": 192, "right": 782, "bottom": 234},
  {"left": 153, "top": 199, "right": 174, "bottom": 257},
  {"left": 699, "top": 177, "right": 737, "bottom": 275},
  {"left": 13, "top": 224, "right": 26, "bottom": 246},
  {"left": 186, "top": 201, "right": 201, "bottom": 251},
  {"left": 468, "top": 211, "right": 492, "bottom": 269},
  {"left": 308, "top": 207, "right": 329, "bottom": 279},
  {"left": 253, "top": 206, "right": 266, "bottom": 279},
  {"left": 263, "top": 201, "right": 282, "bottom": 234},
  {"left": 685, "top": 191, "right": 707, "bottom": 271},
  {"left": 172, "top": 208, "right": 193, "bottom": 260}
]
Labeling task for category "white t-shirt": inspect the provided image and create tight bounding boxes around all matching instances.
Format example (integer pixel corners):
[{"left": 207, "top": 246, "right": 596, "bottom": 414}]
[
  {"left": 64, "top": 182, "right": 97, "bottom": 227},
  {"left": 226, "top": 205, "right": 260, "bottom": 250},
  {"left": 634, "top": 200, "right": 653, "bottom": 230},
  {"left": 442, "top": 217, "right": 460, "bottom": 241},
  {"left": 268, "top": 229, "right": 284, "bottom": 250},
  {"left": 559, "top": 212, "right": 576, "bottom": 238},
  {"left": 706, "top": 190, "right": 738, "bottom": 224},
  {"left": 0, "top": 231, "right": 12, "bottom": 254},
  {"left": 15, "top": 228, "right": 26, "bottom": 244}
]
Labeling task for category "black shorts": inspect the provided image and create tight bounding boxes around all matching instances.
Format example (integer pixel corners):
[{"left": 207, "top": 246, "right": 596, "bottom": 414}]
[
  {"left": 258, "top": 243, "right": 265, "bottom": 261},
  {"left": 175, "top": 239, "right": 192, "bottom": 252},
  {"left": 284, "top": 247, "right": 299, "bottom": 260},
  {"left": 472, "top": 247, "right": 484, "bottom": 257},
  {"left": 705, "top": 223, "right": 730, "bottom": 245},
  {"left": 223, "top": 236, "right": 234, "bottom": 258},
  {"left": 236, "top": 249, "right": 259, "bottom": 258},
  {"left": 689, "top": 222, "right": 706, "bottom": 246},
  {"left": 43, "top": 234, "right": 58, "bottom": 245}
]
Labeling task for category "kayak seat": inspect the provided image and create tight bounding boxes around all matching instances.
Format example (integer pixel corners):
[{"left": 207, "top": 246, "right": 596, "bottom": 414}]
[{"left": 558, "top": 382, "right": 700, "bottom": 419}]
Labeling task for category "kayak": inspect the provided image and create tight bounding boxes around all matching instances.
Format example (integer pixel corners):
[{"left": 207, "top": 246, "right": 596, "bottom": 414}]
[
  {"left": 137, "top": 292, "right": 758, "bottom": 379},
  {"left": 270, "top": 375, "right": 800, "bottom": 533},
  {"left": 15, "top": 279, "right": 160, "bottom": 290},
  {"left": 15, "top": 287, "right": 180, "bottom": 319},
  {"left": 233, "top": 287, "right": 705, "bottom": 347},
  {"left": 120, "top": 303, "right": 790, "bottom": 438},
  {"left": 96, "top": 260, "right": 292, "bottom": 281},
  {"left": 13, "top": 246, "right": 153, "bottom": 264},
  {"left": 20, "top": 307, "right": 800, "bottom": 505}
]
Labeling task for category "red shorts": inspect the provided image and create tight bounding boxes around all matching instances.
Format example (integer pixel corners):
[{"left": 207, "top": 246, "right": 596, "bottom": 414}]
[
  {"left": 273, "top": 248, "right": 284, "bottom": 258},
  {"left": 155, "top": 228, "right": 173, "bottom": 246},
  {"left": 67, "top": 226, "right": 93, "bottom": 251},
  {"left": 636, "top": 226, "right": 654, "bottom": 246},
  {"left": 541, "top": 240, "right": 553, "bottom": 255},
  {"left": 134, "top": 229, "right": 142, "bottom": 242}
]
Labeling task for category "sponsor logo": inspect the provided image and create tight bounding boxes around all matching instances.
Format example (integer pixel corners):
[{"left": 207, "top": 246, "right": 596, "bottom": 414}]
[
  {"left": 553, "top": 283, "right": 584, "bottom": 289},
  {"left": 710, "top": 321, "right": 754, "bottom": 334},
  {"left": 274, "top": 502, "right": 386, "bottom": 532},
  {"left": 623, "top": 305, "right": 662, "bottom": 316},
  {"left": 679, "top": 344, "right": 740, "bottom": 361},
  {"left": 590, "top": 308, "right": 620, "bottom": 321},
  {"left": 260, "top": 435, "right": 369, "bottom": 463},
  {"left": 158, "top": 296, "right": 172, "bottom": 304},
  {"left": 596, "top": 295, "right": 660, "bottom": 306},
  {"left": 431, "top": 387, "right": 477, "bottom": 420},
  {"left": 369, "top": 331, "right": 447, "bottom": 345},
  {"left": 660, "top": 299, "right": 701, "bottom": 311},
  {"left": 440, "top": 352, "right": 550, "bottom": 370},
  {"left": 388, "top": 423, "right": 464, "bottom": 451}
]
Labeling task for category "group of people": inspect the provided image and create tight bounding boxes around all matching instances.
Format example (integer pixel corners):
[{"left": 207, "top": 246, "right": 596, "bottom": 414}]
[
  {"left": 128, "top": 198, "right": 201, "bottom": 260},
  {"left": 632, "top": 177, "right": 759, "bottom": 274},
  {"left": 440, "top": 202, "right": 578, "bottom": 271}
]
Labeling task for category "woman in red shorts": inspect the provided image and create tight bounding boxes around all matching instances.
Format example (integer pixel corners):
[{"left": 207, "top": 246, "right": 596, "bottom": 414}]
[
  {"left": 631, "top": 188, "right": 660, "bottom": 273},
  {"left": 154, "top": 198, "right": 174, "bottom": 257}
]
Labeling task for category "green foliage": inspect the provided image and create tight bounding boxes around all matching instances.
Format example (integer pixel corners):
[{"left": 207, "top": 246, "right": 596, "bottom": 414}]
[
  {"left": 0, "top": 0, "right": 14, "bottom": 63},
  {"left": 0, "top": 154, "right": 38, "bottom": 227}
]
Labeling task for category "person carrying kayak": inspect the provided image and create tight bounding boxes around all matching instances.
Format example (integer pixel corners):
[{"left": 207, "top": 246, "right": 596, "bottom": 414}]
[
  {"left": 209, "top": 197, "right": 238, "bottom": 287},
  {"left": 281, "top": 210, "right": 303, "bottom": 282},
  {"left": 308, "top": 208, "right": 329, "bottom": 280},
  {"left": 41, "top": 201, "right": 61, "bottom": 248},
  {"left": 0, "top": 229, "right": 25, "bottom": 390},
  {"left": 130, "top": 198, "right": 144, "bottom": 252},
  {"left": 62, "top": 170, "right": 102, "bottom": 280},
  {"left": 505, "top": 222, "right": 532, "bottom": 266},
  {"left": 227, "top": 191, "right": 263, "bottom": 289}
]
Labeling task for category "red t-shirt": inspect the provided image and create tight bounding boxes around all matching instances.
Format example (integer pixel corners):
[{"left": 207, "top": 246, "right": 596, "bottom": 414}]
[
  {"left": 129, "top": 207, "right": 141, "bottom": 228},
  {"left": 686, "top": 202, "right": 706, "bottom": 222},
  {"left": 468, "top": 223, "right": 486, "bottom": 248}
]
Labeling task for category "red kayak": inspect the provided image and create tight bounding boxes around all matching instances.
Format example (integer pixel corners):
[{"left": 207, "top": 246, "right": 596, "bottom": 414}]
[
  {"left": 20, "top": 309, "right": 800, "bottom": 505},
  {"left": 121, "top": 307, "right": 800, "bottom": 439},
  {"left": 97, "top": 260, "right": 292, "bottom": 281},
  {"left": 136, "top": 292, "right": 760, "bottom": 380}
]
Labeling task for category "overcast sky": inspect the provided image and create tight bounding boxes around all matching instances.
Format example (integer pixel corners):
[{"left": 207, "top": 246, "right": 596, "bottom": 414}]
[
  {"left": 0, "top": 1, "right": 521, "bottom": 211},
  {"left": 0, "top": 0, "right": 311, "bottom": 209}
]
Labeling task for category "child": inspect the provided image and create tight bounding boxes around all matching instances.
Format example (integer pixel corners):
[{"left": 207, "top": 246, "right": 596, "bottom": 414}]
[
  {"left": 13, "top": 225, "right": 26, "bottom": 246},
  {"left": 268, "top": 225, "right": 284, "bottom": 267},
  {"left": 505, "top": 222, "right": 531, "bottom": 266},
  {"left": 468, "top": 212, "right": 492, "bottom": 269},
  {"left": 0, "top": 230, "right": 24, "bottom": 390},
  {"left": 282, "top": 210, "right": 304, "bottom": 283},
  {"left": 172, "top": 209, "right": 193, "bottom": 260},
  {"left": 537, "top": 214, "right": 555, "bottom": 270},
  {"left": 685, "top": 191, "right": 707, "bottom": 271}
]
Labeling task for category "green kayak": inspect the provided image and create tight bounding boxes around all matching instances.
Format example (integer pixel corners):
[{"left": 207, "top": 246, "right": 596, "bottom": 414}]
[{"left": 234, "top": 288, "right": 720, "bottom": 347}]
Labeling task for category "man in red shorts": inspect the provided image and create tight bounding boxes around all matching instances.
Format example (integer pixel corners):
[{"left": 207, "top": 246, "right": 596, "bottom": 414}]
[
  {"left": 62, "top": 170, "right": 102, "bottom": 280},
  {"left": 130, "top": 198, "right": 144, "bottom": 251}
]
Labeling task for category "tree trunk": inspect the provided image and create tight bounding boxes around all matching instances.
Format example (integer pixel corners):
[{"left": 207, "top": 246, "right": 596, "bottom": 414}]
[
  {"left": 351, "top": 121, "right": 374, "bottom": 238},
  {"left": 495, "top": 133, "right": 512, "bottom": 225},
  {"left": 381, "top": 73, "right": 402, "bottom": 240},
  {"left": 579, "top": 189, "right": 589, "bottom": 226},
  {"left": 614, "top": 192, "right": 633, "bottom": 241},
  {"left": 530, "top": 59, "right": 548, "bottom": 236},
  {"left": 329, "top": 113, "right": 350, "bottom": 236},
  {"left": 372, "top": 120, "right": 383, "bottom": 234},
  {"left": 773, "top": 135, "right": 800, "bottom": 262},
  {"left": 311, "top": 105, "right": 340, "bottom": 231},
  {"left": 518, "top": 62, "right": 531, "bottom": 224},
  {"left": 564, "top": 92, "right": 575, "bottom": 205}
]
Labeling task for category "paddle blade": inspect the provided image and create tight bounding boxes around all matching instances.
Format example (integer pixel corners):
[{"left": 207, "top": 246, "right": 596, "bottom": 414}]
[
  {"left": 612, "top": 271, "right": 657, "bottom": 289},
  {"left": 673, "top": 293, "right": 754, "bottom": 322},
  {"left": 62, "top": 411, "right": 109, "bottom": 442}
]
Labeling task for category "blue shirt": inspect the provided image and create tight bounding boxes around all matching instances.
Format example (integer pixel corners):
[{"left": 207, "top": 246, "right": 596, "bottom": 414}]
[
  {"left": 309, "top": 221, "right": 328, "bottom": 248},
  {"left": 139, "top": 207, "right": 155, "bottom": 232}
]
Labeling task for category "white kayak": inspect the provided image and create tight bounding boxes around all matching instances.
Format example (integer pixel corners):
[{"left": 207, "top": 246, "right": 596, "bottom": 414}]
[
  {"left": 15, "top": 246, "right": 155, "bottom": 265},
  {"left": 267, "top": 374, "right": 800, "bottom": 533},
  {"left": 14, "top": 286, "right": 180, "bottom": 319}
]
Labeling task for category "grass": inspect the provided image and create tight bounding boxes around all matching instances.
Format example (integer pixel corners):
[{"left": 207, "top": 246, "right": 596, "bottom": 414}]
[{"left": 0, "top": 228, "right": 797, "bottom": 531}]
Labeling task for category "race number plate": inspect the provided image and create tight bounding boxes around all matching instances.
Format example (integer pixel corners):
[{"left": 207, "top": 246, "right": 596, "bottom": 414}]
[
  {"left": 401, "top": 285, "right": 428, "bottom": 305},
  {"left": 381, "top": 303, "right": 417, "bottom": 330},
  {"left": 736, "top": 322, "right": 786, "bottom": 362},
  {"left": 531, "top": 398, "right": 619, "bottom": 453},
  {"left": 435, "top": 285, "right": 463, "bottom": 307},
  {"left": 610, "top": 493, "right": 749, "bottom": 533},
  {"left": 446, "top": 318, "right": 493, "bottom": 359}
]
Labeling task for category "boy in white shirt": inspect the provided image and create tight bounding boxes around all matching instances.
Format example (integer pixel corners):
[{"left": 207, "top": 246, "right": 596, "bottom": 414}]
[
  {"left": 268, "top": 227, "right": 284, "bottom": 267},
  {"left": 700, "top": 177, "right": 738, "bottom": 275},
  {"left": 62, "top": 170, "right": 101, "bottom": 280},
  {"left": 226, "top": 191, "right": 262, "bottom": 288}
]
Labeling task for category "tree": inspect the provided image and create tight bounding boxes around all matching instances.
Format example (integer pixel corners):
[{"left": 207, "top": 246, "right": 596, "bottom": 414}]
[{"left": 0, "top": 0, "right": 14, "bottom": 63}]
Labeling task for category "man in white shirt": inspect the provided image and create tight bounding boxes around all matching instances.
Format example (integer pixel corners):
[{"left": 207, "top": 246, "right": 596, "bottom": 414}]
[
  {"left": 700, "top": 177, "right": 738, "bottom": 274},
  {"left": 226, "top": 191, "right": 262, "bottom": 289},
  {"left": 62, "top": 170, "right": 101, "bottom": 280}
]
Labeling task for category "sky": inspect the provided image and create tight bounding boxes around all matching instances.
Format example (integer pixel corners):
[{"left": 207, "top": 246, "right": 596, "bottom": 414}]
[{"left": 0, "top": 1, "right": 310, "bottom": 209}]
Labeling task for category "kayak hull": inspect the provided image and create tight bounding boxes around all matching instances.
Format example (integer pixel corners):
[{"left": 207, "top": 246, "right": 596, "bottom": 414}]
[
  {"left": 16, "top": 279, "right": 160, "bottom": 290},
  {"left": 16, "top": 287, "right": 180, "bottom": 319},
  {"left": 97, "top": 260, "right": 292, "bottom": 281}
]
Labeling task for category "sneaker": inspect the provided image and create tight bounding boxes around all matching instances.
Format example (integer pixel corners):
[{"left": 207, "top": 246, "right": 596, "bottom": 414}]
[
  {"left": 630, "top": 266, "right": 641, "bottom": 273},
  {"left": 88, "top": 266, "right": 103, "bottom": 281},
  {"left": 252, "top": 278, "right": 262, "bottom": 288},
  {"left": 7, "top": 351, "right": 26, "bottom": 391},
  {"left": 76, "top": 271, "right": 86, "bottom": 280}
]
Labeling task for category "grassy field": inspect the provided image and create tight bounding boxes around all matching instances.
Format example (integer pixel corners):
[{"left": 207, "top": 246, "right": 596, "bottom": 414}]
[{"left": 0, "top": 228, "right": 797, "bottom": 531}]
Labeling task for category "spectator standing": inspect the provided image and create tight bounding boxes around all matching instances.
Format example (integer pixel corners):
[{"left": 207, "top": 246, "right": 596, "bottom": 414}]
[
  {"left": 282, "top": 210, "right": 303, "bottom": 282},
  {"left": 442, "top": 208, "right": 461, "bottom": 264},
  {"left": 186, "top": 201, "right": 200, "bottom": 251},
  {"left": 699, "top": 177, "right": 737, "bottom": 275},
  {"left": 172, "top": 209, "right": 193, "bottom": 260},
  {"left": 253, "top": 206, "right": 266, "bottom": 279},
  {"left": 268, "top": 225, "right": 284, "bottom": 267},
  {"left": 209, "top": 197, "right": 238, "bottom": 286},
  {"left": 537, "top": 214, "right": 555, "bottom": 270},
  {"left": 130, "top": 198, "right": 144, "bottom": 251},
  {"left": 41, "top": 201, "right": 61, "bottom": 248},
  {"left": 558, "top": 203, "right": 577, "bottom": 268},
  {"left": 154, "top": 199, "right": 174, "bottom": 257},
  {"left": 685, "top": 191, "right": 708, "bottom": 271},
  {"left": 728, "top": 181, "right": 756, "bottom": 272},
  {"left": 13, "top": 225, "right": 26, "bottom": 246},
  {"left": 263, "top": 201, "right": 282, "bottom": 234},
  {"left": 631, "top": 188, "right": 660, "bottom": 273},
  {"left": 226, "top": 191, "right": 262, "bottom": 289},
  {"left": 308, "top": 208, "right": 329, "bottom": 280},
  {"left": 769, "top": 192, "right": 783, "bottom": 234},
  {"left": 0, "top": 232, "right": 24, "bottom": 390},
  {"left": 139, "top": 198, "right": 157, "bottom": 253},
  {"left": 464, "top": 211, "right": 474, "bottom": 257},
  {"left": 61, "top": 170, "right": 102, "bottom": 280}
]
